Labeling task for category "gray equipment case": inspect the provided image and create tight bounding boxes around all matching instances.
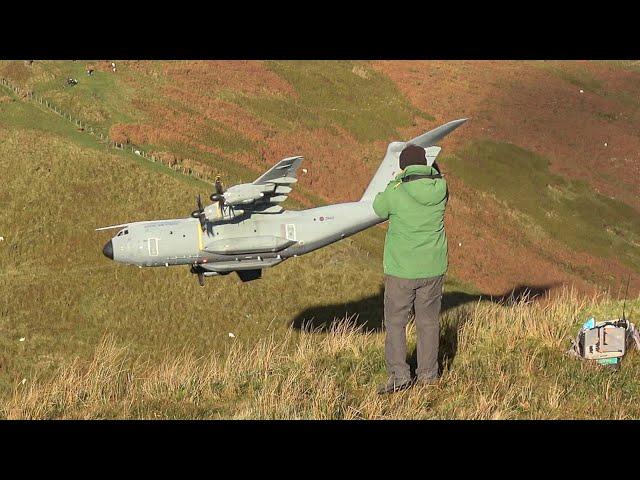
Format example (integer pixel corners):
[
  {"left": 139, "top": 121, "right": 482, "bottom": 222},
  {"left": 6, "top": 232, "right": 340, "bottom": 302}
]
[{"left": 569, "top": 319, "right": 640, "bottom": 363}]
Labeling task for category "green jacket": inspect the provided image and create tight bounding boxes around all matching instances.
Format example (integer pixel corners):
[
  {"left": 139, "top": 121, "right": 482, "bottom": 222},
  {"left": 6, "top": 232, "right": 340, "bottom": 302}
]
[{"left": 372, "top": 164, "right": 448, "bottom": 279}]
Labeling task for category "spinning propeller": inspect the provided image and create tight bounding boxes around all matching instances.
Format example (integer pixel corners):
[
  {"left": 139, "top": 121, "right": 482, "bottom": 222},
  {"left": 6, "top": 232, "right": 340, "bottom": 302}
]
[
  {"left": 190, "top": 175, "right": 226, "bottom": 230},
  {"left": 190, "top": 194, "right": 207, "bottom": 231}
]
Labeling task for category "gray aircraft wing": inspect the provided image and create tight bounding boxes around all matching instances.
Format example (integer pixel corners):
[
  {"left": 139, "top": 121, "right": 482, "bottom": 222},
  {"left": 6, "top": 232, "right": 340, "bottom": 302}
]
[
  {"left": 253, "top": 156, "right": 304, "bottom": 185},
  {"left": 216, "top": 156, "right": 304, "bottom": 214},
  {"left": 250, "top": 156, "right": 304, "bottom": 212}
]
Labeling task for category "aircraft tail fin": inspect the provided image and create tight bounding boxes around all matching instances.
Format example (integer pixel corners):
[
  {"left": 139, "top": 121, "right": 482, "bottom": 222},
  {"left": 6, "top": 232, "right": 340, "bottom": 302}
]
[{"left": 360, "top": 118, "right": 468, "bottom": 202}]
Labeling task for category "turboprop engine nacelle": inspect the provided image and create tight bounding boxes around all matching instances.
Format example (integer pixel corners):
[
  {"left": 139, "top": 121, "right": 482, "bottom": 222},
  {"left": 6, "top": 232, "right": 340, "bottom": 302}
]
[
  {"left": 222, "top": 183, "right": 272, "bottom": 206},
  {"left": 203, "top": 203, "right": 244, "bottom": 221}
]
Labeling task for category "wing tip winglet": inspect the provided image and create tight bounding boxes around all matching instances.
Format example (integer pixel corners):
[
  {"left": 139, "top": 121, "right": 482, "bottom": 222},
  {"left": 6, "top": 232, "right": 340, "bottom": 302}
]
[
  {"left": 95, "top": 223, "right": 129, "bottom": 232},
  {"left": 409, "top": 117, "right": 469, "bottom": 147}
]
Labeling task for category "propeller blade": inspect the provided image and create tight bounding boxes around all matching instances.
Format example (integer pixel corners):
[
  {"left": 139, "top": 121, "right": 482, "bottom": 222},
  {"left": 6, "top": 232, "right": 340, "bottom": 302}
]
[{"left": 193, "top": 194, "right": 206, "bottom": 231}]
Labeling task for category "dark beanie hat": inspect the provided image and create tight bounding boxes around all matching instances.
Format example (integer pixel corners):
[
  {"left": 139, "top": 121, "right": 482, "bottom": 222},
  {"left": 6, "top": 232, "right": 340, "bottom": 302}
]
[{"left": 399, "top": 143, "right": 427, "bottom": 170}]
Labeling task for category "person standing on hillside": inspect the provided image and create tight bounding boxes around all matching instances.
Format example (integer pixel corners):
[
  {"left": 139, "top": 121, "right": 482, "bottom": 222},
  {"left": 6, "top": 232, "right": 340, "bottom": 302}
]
[{"left": 373, "top": 143, "right": 448, "bottom": 394}]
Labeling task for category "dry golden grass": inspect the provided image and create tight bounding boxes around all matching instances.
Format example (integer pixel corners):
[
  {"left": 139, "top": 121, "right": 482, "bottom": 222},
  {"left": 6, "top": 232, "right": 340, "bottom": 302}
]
[{"left": 4, "top": 289, "right": 638, "bottom": 420}]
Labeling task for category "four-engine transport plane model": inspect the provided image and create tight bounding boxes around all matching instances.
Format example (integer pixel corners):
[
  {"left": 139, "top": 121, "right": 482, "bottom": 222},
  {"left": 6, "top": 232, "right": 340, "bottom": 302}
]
[{"left": 97, "top": 119, "right": 467, "bottom": 285}]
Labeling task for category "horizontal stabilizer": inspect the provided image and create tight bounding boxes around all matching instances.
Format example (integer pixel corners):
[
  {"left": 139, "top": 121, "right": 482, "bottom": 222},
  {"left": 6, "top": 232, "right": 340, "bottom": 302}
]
[{"left": 425, "top": 146, "right": 441, "bottom": 166}]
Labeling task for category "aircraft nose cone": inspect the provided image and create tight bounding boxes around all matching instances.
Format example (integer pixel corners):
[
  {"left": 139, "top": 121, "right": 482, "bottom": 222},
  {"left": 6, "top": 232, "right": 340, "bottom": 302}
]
[{"left": 102, "top": 240, "right": 114, "bottom": 260}]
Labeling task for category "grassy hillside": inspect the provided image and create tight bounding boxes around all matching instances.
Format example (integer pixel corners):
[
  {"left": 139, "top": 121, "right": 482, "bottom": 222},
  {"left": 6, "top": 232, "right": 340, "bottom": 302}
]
[
  {"left": 3, "top": 59, "right": 639, "bottom": 296},
  {"left": 4, "top": 292, "right": 639, "bottom": 419},
  {"left": 0, "top": 79, "right": 445, "bottom": 406},
  {"left": 1, "top": 60, "right": 640, "bottom": 419}
]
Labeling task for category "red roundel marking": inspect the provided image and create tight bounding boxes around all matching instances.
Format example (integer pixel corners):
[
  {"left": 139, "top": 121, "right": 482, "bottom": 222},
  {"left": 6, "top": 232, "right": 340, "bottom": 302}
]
[{"left": 320, "top": 216, "right": 324, "bottom": 221}]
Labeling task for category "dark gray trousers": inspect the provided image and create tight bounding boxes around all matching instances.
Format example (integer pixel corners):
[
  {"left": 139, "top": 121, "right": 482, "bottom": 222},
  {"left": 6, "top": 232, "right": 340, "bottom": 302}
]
[{"left": 384, "top": 274, "right": 444, "bottom": 381}]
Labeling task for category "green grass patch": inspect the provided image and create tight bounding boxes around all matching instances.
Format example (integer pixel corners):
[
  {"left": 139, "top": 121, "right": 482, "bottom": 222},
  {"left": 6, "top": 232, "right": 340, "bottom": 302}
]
[
  {"left": 235, "top": 60, "right": 432, "bottom": 141},
  {"left": 200, "top": 118, "right": 255, "bottom": 153},
  {"left": 1, "top": 60, "right": 143, "bottom": 132},
  {"left": 538, "top": 61, "right": 640, "bottom": 114},
  {"left": 542, "top": 63, "right": 603, "bottom": 93}
]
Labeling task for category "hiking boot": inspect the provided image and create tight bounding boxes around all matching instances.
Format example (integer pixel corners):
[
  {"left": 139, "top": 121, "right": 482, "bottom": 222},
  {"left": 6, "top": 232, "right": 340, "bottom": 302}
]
[
  {"left": 415, "top": 374, "right": 439, "bottom": 387},
  {"left": 377, "top": 376, "right": 413, "bottom": 395}
]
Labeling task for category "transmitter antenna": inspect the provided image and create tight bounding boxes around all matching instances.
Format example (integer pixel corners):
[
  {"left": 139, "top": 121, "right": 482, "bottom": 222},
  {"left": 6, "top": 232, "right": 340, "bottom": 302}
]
[{"left": 622, "top": 274, "right": 631, "bottom": 322}]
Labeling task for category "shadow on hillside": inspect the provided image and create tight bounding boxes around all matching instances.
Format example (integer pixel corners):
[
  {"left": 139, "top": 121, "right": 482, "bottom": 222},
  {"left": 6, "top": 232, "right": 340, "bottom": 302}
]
[{"left": 290, "top": 283, "right": 557, "bottom": 375}]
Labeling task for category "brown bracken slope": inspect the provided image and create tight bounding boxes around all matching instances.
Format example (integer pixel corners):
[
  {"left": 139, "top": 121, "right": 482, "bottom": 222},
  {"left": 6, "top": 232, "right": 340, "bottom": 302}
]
[{"left": 371, "top": 61, "right": 640, "bottom": 296}]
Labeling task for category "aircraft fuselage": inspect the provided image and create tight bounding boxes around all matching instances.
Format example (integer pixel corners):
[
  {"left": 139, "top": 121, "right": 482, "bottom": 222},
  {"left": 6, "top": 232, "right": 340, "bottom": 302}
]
[{"left": 103, "top": 201, "right": 381, "bottom": 275}]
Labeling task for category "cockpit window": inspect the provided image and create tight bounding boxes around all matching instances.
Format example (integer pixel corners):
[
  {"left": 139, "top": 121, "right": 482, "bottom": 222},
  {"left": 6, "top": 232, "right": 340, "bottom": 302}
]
[{"left": 116, "top": 229, "right": 129, "bottom": 237}]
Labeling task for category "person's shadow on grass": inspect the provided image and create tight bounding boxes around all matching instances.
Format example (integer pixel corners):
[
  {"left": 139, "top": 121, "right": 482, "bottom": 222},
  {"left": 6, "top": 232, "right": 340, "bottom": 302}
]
[{"left": 290, "top": 284, "right": 556, "bottom": 376}]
